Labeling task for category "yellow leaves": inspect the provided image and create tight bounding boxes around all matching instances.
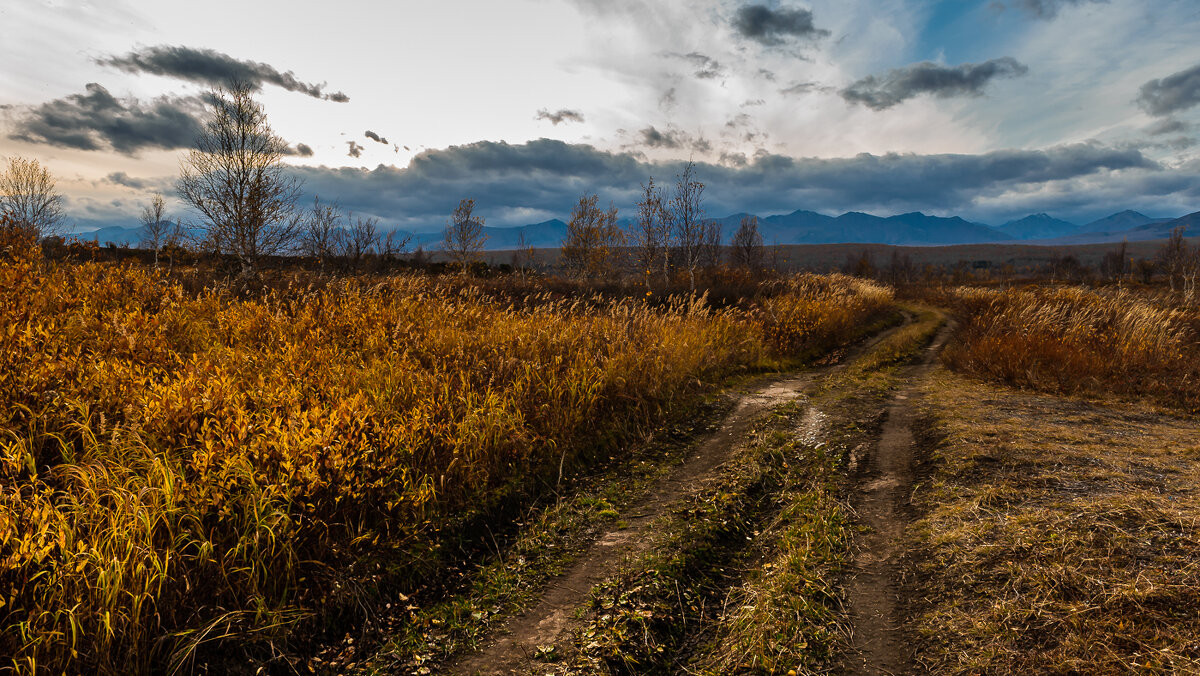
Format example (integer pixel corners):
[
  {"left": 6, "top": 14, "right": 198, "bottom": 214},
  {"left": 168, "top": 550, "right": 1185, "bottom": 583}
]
[{"left": 0, "top": 259, "right": 897, "bottom": 671}]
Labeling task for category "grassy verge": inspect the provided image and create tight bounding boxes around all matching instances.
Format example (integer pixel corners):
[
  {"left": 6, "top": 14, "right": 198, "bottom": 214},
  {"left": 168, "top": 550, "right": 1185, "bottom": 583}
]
[{"left": 909, "top": 370, "right": 1200, "bottom": 673}]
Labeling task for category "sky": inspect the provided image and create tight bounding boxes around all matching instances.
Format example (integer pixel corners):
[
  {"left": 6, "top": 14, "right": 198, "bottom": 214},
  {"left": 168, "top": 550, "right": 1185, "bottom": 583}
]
[{"left": 3, "top": 0, "right": 1200, "bottom": 232}]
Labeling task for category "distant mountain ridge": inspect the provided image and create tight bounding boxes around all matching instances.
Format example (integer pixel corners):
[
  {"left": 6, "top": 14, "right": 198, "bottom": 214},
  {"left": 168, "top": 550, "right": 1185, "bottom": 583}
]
[
  {"left": 68, "top": 208, "right": 1193, "bottom": 251},
  {"left": 998, "top": 213, "right": 1079, "bottom": 240}
]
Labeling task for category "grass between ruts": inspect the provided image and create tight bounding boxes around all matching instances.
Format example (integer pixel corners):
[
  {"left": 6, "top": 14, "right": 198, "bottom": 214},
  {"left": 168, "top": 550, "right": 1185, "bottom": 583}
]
[
  {"left": 908, "top": 369, "right": 1200, "bottom": 674},
  {"left": 523, "top": 306, "right": 946, "bottom": 675}
]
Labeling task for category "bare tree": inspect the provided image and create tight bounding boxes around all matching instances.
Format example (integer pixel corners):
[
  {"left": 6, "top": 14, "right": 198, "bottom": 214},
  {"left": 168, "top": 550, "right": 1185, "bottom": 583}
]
[
  {"left": 177, "top": 81, "right": 302, "bottom": 277},
  {"left": 730, "top": 215, "right": 764, "bottom": 272},
  {"left": 632, "top": 177, "right": 670, "bottom": 289},
  {"left": 886, "top": 249, "right": 915, "bottom": 286},
  {"left": 1158, "top": 226, "right": 1190, "bottom": 293},
  {"left": 342, "top": 214, "right": 381, "bottom": 270},
  {"left": 0, "top": 156, "right": 64, "bottom": 240},
  {"left": 1100, "top": 239, "right": 1130, "bottom": 282},
  {"left": 1186, "top": 248, "right": 1200, "bottom": 304},
  {"left": 443, "top": 198, "right": 487, "bottom": 274},
  {"left": 700, "top": 219, "right": 723, "bottom": 270},
  {"left": 299, "top": 196, "right": 344, "bottom": 274},
  {"left": 844, "top": 249, "right": 874, "bottom": 278},
  {"left": 562, "top": 193, "right": 624, "bottom": 280},
  {"left": 139, "top": 192, "right": 176, "bottom": 268},
  {"left": 514, "top": 230, "right": 537, "bottom": 279},
  {"left": 381, "top": 228, "right": 412, "bottom": 263},
  {"left": 669, "top": 162, "right": 706, "bottom": 291}
]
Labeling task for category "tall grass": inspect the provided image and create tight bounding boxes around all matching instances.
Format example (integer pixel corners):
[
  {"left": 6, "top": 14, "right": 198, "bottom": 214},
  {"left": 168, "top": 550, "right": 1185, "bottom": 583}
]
[
  {"left": 0, "top": 246, "right": 891, "bottom": 673},
  {"left": 941, "top": 285, "right": 1200, "bottom": 413}
]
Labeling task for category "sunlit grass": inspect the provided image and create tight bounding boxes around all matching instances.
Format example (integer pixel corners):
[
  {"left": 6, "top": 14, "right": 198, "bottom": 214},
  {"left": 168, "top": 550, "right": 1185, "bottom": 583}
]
[
  {"left": 0, "top": 245, "right": 892, "bottom": 673},
  {"left": 939, "top": 285, "right": 1200, "bottom": 413}
]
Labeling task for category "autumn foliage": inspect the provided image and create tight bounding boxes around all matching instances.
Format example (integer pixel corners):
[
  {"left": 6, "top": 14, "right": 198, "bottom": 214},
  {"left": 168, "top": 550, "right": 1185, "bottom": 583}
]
[{"left": 0, "top": 255, "right": 890, "bottom": 672}]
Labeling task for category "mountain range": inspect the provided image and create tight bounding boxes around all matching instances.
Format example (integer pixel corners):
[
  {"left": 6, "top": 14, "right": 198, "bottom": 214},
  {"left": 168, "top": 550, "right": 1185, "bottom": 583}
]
[{"left": 69, "top": 208, "right": 1195, "bottom": 251}]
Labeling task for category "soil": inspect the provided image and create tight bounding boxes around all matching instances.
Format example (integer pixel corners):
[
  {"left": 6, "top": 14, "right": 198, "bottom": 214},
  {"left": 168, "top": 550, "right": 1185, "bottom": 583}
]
[
  {"left": 451, "top": 320, "right": 911, "bottom": 675},
  {"left": 842, "top": 320, "right": 954, "bottom": 675}
]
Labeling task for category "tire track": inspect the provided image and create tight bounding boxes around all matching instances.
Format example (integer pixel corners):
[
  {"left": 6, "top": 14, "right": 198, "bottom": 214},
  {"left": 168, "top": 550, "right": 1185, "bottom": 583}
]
[{"left": 843, "top": 319, "right": 954, "bottom": 675}]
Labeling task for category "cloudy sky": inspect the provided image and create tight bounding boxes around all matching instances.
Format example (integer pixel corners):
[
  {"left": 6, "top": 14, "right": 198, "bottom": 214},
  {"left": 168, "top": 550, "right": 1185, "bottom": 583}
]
[{"left": 3, "top": 0, "right": 1200, "bottom": 231}]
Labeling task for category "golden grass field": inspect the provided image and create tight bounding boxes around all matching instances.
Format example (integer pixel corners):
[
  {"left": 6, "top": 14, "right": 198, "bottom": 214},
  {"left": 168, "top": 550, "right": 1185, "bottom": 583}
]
[
  {"left": 939, "top": 284, "right": 1200, "bottom": 413},
  {"left": 0, "top": 243, "right": 891, "bottom": 673},
  {"left": 7, "top": 226, "right": 1200, "bottom": 675}
]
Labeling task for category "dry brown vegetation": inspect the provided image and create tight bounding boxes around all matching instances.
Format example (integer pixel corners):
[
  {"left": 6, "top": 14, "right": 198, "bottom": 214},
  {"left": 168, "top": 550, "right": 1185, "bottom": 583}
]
[
  {"left": 939, "top": 284, "right": 1200, "bottom": 413},
  {"left": 910, "top": 370, "right": 1200, "bottom": 674}
]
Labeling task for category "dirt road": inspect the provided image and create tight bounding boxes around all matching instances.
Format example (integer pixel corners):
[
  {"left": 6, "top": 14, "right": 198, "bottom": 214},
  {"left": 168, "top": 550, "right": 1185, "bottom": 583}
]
[{"left": 453, "top": 320, "right": 911, "bottom": 675}]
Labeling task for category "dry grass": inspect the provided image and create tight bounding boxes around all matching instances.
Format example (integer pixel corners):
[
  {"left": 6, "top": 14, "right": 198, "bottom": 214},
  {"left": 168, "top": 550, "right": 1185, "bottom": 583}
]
[
  {"left": 939, "top": 285, "right": 1200, "bottom": 413},
  {"left": 909, "top": 369, "right": 1200, "bottom": 674},
  {"left": 0, "top": 243, "right": 892, "bottom": 674}
]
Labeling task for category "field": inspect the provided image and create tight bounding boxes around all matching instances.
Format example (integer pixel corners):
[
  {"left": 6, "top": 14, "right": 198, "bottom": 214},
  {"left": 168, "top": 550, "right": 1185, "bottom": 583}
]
[
  {"left": 4, "top": 236, "right": 1200, "bottom": 674},
  {"left": 0, "top": 243, "right": 891, "bottom": 673}
]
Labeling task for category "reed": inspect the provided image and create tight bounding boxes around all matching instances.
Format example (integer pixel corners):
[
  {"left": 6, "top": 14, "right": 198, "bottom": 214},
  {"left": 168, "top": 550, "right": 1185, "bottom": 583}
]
[{"left": 941, "top": 285, "right": 1200, "bottom": 412}]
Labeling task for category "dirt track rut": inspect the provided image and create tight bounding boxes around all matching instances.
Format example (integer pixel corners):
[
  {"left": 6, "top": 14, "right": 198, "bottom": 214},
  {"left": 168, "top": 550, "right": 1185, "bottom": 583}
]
[{"left": 843, "top": 320, "right": 953, "bottom": 675}]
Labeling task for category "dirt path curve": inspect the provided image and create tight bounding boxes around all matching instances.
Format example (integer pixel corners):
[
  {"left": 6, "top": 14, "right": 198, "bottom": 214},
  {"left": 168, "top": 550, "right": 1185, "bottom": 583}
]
[
  {"left": 452, "top": 318, "right": 911, "bottom": 676},
  {"left": 843, "top": 319, "right": 954, "bottom": 675}
]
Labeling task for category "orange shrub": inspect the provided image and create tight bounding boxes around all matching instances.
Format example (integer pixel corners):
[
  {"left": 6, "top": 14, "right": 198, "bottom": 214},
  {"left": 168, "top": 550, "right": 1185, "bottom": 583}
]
[{"left": 753, "top": 274, "right": 893, "bottom": 356}]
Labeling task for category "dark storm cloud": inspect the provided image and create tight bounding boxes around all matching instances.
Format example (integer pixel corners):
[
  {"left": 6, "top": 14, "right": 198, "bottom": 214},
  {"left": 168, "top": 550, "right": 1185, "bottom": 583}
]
[
  {"left": 536, "top": 108, "right": 586, "bottom": 125},
  {"left": 1146, "top": 118, "right": 1190, "bottom": 136},
  {"left": 99, "top": 172, "right": 174, "bottom": 193},
  {"left": 365, "top": 130, "right": 389, "bottom": 144},
  {"left": 347, "top": 141, "right": 364, "bottom": 158},
  {"left": 8, "top": 83, "right": 204, "bottom": 154},
  {"left": 1138, "top": 64, "right": 1200, "bottom": 117},
  {"left": 635, "top": 126, "right": 713, "bottom": 153},
  {"left": 103, "top": 172, "right": 150, "bottom": 189},
  {"left": 97, "top": 45, "right": 350, "bottom": 102},
  {"left": 732, "top": 5, "right": 829, "bottom": 45},
  {"left": 842, "top": 58, "right": 1029, "bottom": 110},
  {"left": 290, "top": 138, "right": 1160, "bottom": 229},
  {"left": 1003, "top": 0, "right": 1108, "bottom": 19},
  {"left": 640, "top": 126, "right": 684, "bottom": 148}
]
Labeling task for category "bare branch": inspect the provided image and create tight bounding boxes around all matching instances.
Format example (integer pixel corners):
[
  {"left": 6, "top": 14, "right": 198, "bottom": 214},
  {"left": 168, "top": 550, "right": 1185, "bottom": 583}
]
[{"left": 0, "top": 156, "right": 64, "bottom": 239}]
